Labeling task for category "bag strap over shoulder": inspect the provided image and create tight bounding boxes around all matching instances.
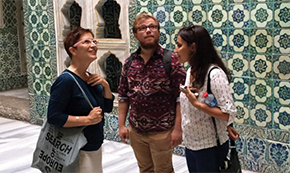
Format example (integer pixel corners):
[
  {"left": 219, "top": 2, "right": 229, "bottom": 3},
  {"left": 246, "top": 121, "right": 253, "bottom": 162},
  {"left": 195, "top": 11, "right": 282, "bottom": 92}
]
[
  {"left": 64, "top": 72, "right": 94, "bottom": 109},
  {"left": 207, "top": 66, "right": 218, "bottom": 94}
]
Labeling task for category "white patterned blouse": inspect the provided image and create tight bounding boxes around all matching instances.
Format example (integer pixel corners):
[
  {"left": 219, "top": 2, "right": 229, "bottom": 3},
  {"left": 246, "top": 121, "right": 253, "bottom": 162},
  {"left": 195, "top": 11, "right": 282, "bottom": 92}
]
[{"left": 180, "top": 66, "right": 237, "bottom": 151}]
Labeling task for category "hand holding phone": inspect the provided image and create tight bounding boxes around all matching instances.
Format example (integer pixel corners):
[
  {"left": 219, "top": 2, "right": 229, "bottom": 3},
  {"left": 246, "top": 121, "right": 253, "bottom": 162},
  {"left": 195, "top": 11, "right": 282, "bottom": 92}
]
[{"left": 180, "top": 85, "right": 199, "bottom": 97}]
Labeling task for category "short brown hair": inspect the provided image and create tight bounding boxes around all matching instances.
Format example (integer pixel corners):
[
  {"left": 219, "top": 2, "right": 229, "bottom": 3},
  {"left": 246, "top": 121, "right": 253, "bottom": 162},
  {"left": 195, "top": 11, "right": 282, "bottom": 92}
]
[
  {"left": 132, "top": 13, "right": 160, "bottom": 33},
  {"left": 63, "top": 27, "right": 94, "bottom": 58}
]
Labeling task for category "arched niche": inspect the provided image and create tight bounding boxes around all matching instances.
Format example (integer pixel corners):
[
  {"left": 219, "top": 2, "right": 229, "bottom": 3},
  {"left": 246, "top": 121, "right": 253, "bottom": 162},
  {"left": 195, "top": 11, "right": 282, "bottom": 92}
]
[
  {"left": 95, "top": 0, "right": 121, "bottom": 39},
  {"left": 97, "top": 51, "right": 122, "bottom": 92}
]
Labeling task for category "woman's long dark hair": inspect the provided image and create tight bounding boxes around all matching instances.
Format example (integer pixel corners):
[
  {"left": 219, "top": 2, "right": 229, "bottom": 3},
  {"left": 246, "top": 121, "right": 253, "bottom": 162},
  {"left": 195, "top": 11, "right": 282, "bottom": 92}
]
[{"left": 178, "top": 24, "right": 230, "bottom": 88}]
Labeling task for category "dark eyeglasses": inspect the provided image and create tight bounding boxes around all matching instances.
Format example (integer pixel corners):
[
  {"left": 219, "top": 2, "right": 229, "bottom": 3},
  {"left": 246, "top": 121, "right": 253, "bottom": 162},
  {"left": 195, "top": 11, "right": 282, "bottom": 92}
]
[{"left": 136, "top": 24, "right": 158, "bottom": 32}]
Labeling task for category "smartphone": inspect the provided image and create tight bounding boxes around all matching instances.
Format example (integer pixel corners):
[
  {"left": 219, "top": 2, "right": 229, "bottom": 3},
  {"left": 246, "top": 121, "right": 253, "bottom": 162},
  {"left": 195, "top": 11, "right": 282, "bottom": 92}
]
[{"left": 180, "top": 85, "right": 199, "bottom": 97}]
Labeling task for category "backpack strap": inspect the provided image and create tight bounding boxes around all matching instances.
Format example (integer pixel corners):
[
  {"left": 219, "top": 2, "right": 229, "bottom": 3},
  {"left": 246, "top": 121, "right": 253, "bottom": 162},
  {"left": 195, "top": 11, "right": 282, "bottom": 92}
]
[
  {"left": 163, "top": 49, "right": 172, "bottom": 76},
  {"left": 125, "top": 49, "right": 173, "bottom": 76}
]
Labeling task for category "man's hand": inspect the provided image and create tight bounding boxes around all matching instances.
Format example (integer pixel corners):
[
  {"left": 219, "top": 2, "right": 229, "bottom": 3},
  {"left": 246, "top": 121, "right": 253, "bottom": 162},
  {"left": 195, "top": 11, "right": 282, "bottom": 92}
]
[
  {"left": 119, "top": 126, "right": 129, "bottom": 144},
  {"left": 170, "top": 129, "right": 182, "bottom": 147}
]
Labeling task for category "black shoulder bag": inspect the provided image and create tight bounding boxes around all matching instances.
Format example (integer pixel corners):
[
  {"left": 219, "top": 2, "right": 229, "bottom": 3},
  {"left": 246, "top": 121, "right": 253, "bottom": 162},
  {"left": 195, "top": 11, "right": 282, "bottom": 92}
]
[{"left": 207, "top": 67, "right": 242, "bottom": 173}]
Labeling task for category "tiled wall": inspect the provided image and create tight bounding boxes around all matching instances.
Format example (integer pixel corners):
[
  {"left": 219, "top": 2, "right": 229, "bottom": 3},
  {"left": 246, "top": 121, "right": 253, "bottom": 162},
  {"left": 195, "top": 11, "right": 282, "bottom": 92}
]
[
  {"left": 22, "top": 0, "right": 57, "bottom": 125},
  {"left": 1, "top": 0, "right": 289, "bottom": 172},
  {"left": 0, "top": 0, "right": 27, "bottom": 91}
]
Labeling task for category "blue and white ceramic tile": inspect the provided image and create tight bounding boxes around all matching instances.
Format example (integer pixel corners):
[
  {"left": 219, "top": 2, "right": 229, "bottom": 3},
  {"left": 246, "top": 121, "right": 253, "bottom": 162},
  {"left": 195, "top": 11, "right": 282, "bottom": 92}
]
[
  {"left": 250, "top": 3, "right": 273, "bottom": 28},
  {"left": 208, "top": 4, "right": 227, "bottom": 28},
  {"left": 209, "top": 29, "right": 227, "bottom": 52},
  {"left": 169, "top": 5, "right": 188, "bottom": 27},
  {"left": 273, "top": 105, "right": 290, "bottom": 131},
  {"left": 250, "top": 54, "right": 272, "bottom": 79},
  {"left": 188, "top": 4, "right": 207, "bottom": 26},
  {"left": 250, "top": 78, "right": 272, "bottom": 104},
  {"left": 159, "top": 28, "right": 171, "bottom": 49},
  {"left": 246, "top": 137, "right": 267, "bottom": 163},
  {"left": 234, "top": 101, "right": 250, "bottom": 124},
  {"left": 268, "top": 141, "right": 290, "bottom": 168},
  {"left": 169, "top": 27, "right": 179, "bottom": 50},
  {"left": 273, "top": 80, "right": 290, "bottom": 106},
  {"left": 274, "top": 29, "right": 290, "bottom": 54},
  {"left": 273, "top": 55, "right": 290, "bottom": 80},
  {"left": 227, "top": 53, "right": 249, "bottom": 76},
  {"left": 228, "top": 4, "right": 250, "bottom": 28},
  {"left": 274, "top": 2, "right": 290, "bottom": 28},
  {"left": 230, "top": 77, "right": 250, "bottom": 102},
  {"left": 152, "top": 6, "right": 171, "bottom": 27},
  {"left": 229, "top": 29, "right": 250, "bottom": 52},
  {"left": 250, "top": 103, "right": 272, "bottom": 128},
  {"left": 250, "top": 29, "right": 273, "bottom": 54}
]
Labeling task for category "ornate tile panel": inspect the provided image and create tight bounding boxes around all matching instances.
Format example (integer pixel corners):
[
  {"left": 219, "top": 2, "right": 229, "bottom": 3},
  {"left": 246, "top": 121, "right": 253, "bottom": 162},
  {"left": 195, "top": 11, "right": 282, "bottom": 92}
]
[
  {"left": 273, "top": 105, "right": 290, "bottom": 130},
  {"left": 228, "top": 3, "right": 250, "bottom": 28},
  {"left": 208, "top": 4, "right": 228, "bottom": 28},
  {"left": 274, "top": 29, "right": 290, "bottom": 54},
  {"left": 250, "top": 54, "right": 272, "bottom": 79},
  {"left": 187, "top": 4, "right": 207, "bottom": 26},
  {"left": 250, "top": 78, "right": 273, "bottom": 104},
  {"left": 249, "top": 103, "right": 272, "bottom": 128},
  {"left": 229, "top": 29, "right": 250, "bottom": 53},
  {"left": 250, "top": 3, "right": 274, "bottom": 28},
  {"left": 273, "top": 80, "right": 290, "bottom": 106},
  {"left": 250, "top": 29, "right": 273, "bottom": 54},
  {"left": 169, "top": 5, "right": 188, "bottom": 27},
  {"left": 273, "top": 55, "right": 290, "bottom": 80},
  {"left": 230, "top": 77, "right": 250, "bottom": 102},
  {"left": 227, "top": 53, "right": 249, "bottom": 76}
]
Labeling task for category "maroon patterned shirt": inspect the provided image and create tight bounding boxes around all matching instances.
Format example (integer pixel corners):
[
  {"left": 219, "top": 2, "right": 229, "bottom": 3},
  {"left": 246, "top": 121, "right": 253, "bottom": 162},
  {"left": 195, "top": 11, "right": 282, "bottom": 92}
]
[{"left": 118, "top": 45, "right": 186, "bottom": 133}]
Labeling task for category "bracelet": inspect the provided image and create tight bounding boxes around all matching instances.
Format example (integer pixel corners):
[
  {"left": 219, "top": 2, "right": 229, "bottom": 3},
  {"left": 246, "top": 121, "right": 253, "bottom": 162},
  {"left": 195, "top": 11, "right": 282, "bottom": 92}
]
[{"left": 76, "top": 116, "right": 79, "bottom": 120}]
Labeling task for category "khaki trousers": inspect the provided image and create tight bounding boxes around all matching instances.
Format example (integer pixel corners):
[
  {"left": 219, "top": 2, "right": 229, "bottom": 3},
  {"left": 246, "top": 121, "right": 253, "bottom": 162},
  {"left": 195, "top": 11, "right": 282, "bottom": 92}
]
[
  {"left": 77, "top": 147, "right": 103, "bottom": 173},
  {"left": 129, "top": 126, "right": 174, "bottom": 173}
]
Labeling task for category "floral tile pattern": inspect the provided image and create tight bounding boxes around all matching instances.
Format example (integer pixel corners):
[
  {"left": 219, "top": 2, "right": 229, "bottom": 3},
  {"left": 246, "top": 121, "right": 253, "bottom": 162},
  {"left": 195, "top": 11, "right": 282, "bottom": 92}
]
[
  {"left": 228, "top": 3, "right": 250, "bottom": 28},
  {"left": 250, "top": 103, "right": 272, "bottom": 128},
  {"left": 229, "top": 29, "right": 250, "bottom": 52},
  {"left": 274, "top": 2, "right": 290, "bottom": 28},
  {"left": 250, "top": 78, "right": 273, "bottom": 104},
  {"left": 250, "top": 29, "right": 273, "bottom": 54},
  {"left": 210, "top": 28, "right": 228, "bottom": 52},
  {"left": 152, "top": 6, "right": 171, "bottom": 27},
  {"left": 234, "top": 101, "right": 250, "bottom": 124},
  {"left": 250, "top": 3, "right": 273, "bottom": 28},
  {"left": 273, "top": 55, "right": 290, "bottom": 80},
  {"left": 230, "top": 77, "right": 250, "bottom": 102},
  {"left": 227, "top": 53, "right": 249, "bottom": 76},
  {"left": 273, "top": 105, "right": 290, "bottom": 130},
  {"left": 274, "top": 29, "right": 290, "bottom": 54},
  {"left": 273, "top": 80, "right": 290, "bottom": 106},
  {"left": 169, "top": 5, "right": 188, "bottom": 27},
  {"left": 188, "top": 4, "right": 207, "bottom": 26},
  {"left": 250, "top": 54, "right": 272, "bottom": 78},
  {"left": 208, "top": 4, "right": 228, "bottom": 28}
]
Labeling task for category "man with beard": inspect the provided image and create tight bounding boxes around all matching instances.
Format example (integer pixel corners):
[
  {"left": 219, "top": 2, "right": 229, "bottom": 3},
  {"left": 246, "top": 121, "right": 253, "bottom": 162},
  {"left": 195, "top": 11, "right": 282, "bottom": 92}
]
[{"left": 118, "top": 13, "right": 186, "bottom": 173}]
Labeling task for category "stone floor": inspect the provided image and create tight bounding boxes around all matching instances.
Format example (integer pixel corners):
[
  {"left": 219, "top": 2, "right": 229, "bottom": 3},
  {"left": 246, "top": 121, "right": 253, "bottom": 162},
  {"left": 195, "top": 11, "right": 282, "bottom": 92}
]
[{"left": 0, "top": 88, "right": 256, "bottom": 173}]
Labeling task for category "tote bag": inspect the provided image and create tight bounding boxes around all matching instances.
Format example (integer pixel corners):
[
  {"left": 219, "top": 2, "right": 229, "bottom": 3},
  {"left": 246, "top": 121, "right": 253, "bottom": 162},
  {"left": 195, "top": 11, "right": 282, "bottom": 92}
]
[
  {"left": 31, "top": 120, "right": 87, "bottom": 173},
  {"left": 32, "top": 72, "right": 94, "bottom": 172}
]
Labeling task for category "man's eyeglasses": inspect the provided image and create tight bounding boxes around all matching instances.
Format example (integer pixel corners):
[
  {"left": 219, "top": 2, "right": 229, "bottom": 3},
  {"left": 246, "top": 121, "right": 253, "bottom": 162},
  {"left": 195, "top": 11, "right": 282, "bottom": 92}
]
[
  {"left": 137, "top": 25, "right": 158, "bottom": 32},
  {"left": 73, "top": 39, "right": 98, "bottom": 47}
]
